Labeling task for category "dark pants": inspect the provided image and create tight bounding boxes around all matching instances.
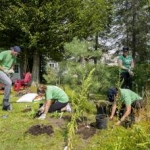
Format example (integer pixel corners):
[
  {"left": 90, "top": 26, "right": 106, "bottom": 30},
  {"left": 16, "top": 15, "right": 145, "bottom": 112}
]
[
  {"left": 132, "top": 99, "right": 145, "bottom": 109},
  {"left": 119, "top": 99, "right": 145, "bottom": 120},
  {"left": 120, "top": 72, "right": 132, "bottom": 89},
  {"left": 48, "top": 101, "right": 68, "bottom": 113}
]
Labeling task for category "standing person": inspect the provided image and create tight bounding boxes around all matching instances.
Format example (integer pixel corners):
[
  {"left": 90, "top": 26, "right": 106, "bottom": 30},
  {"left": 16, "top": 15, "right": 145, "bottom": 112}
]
[
  {"left": 109, "top": 88, "right": 144, "bottom": 126},
  {"left": 37, "top": 84, "right": 70, "bottom": 120},
  {"left": 0, "top": 46, "right": 21, "bottom": 110},
  {"left": 118, "top": 46, "right": 134, "bottom": 89}
]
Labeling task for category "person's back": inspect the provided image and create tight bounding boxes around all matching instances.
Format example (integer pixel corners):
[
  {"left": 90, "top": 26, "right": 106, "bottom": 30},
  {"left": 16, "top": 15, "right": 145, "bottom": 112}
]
[
  {"left": 46, "top": 85, "right": 69, "bottom": 103},
  {"left": 119, "top": 88, "right": 142, "bottom": 105},
  {"left": 37, "top": 85, "right": 70, "bottom": 120},
  {"left": 0, "top": 50, "right": 16, "bottom": 70}
]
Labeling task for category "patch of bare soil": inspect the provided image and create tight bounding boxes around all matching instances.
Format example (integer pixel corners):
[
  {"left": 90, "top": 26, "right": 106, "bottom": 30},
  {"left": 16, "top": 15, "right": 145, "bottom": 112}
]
[
  {"left": 26, "top": 124, "right": 54, "bottom": 136},
  {"left": 49, "top": 117, "right": 67, "bottom": 128},
  {"left": 62, "top": 114, "right": 72, "bottom": 121},
  {"left": 76, "top": 123, "right": 96, "bottom": 139}
]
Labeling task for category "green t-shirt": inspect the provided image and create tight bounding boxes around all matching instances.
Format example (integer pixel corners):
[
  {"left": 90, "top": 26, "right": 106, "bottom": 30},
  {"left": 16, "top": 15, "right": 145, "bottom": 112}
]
[
  {"left": 119, "top": 89, "right": 142, "bottom": 105},
  {"left": 119, "top": 55, "right": 133, "bottom": 72},
  {"left": 45, "top": 85, "right": 69, "bottom": 103},
  {"left": 0, "top": 50, "right": 16, "bottom": 70}
]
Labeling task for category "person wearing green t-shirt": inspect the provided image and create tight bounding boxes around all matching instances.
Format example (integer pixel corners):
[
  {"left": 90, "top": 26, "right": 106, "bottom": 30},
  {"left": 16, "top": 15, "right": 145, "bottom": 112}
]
[
  {"left": 109, "top": 88, "right": 144, "bottom": 126},
  {"left": 36, "top": 84, "right": 70, "bottom": 120},
  {"left": 0, "top": 46, "right": 21, "bottom": 111},
  {"left": 118, "top": 46, "right": 134, "bottom": 89}
]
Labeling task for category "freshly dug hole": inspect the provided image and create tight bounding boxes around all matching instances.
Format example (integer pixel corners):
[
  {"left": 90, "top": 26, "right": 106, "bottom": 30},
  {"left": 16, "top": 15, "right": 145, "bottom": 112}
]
[{"left": 26, "top": 124, "right": 54, "bottom": 136}]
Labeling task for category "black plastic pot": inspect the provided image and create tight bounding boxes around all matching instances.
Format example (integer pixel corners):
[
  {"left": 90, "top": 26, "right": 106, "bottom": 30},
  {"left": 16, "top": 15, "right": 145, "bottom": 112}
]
[{"left": 96, "top": 114, "right": 108, "bottom": 129}]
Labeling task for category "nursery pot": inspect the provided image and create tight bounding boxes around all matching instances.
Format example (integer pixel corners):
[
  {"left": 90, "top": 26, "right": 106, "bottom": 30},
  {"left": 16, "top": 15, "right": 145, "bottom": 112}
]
[{"left": 96, "top": 114, "right": 108, "bottom": 129}]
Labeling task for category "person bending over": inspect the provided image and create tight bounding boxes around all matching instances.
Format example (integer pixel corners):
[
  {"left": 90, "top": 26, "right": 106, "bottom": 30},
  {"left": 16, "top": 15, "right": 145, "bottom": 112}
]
[
  {"left": 109, "top": 88, "right": 144, "bottom": 125},
  {"left": 37, "top": 84, "right": 69, "bottom": 120}
]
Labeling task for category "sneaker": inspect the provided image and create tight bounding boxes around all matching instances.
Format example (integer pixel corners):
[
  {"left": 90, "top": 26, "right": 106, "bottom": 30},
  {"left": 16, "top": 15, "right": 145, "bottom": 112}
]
[
  {"left": 2, "top": 104, "right": 12, "bottom": 111},
  {"left": 8, "top": 104, "right": 12, "bottom": 111},
  {"left": 38, "top": 113, "right": 46, "bottom": 120},
  {"left": 66, "top": 103, "right": 71, "bottom": 112}
]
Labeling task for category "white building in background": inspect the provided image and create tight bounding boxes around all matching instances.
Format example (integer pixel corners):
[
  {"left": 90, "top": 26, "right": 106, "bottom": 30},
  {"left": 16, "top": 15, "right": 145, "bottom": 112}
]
[
  {"left": 13, "top": 64, "right": 21, "bottom": 81},
  {"left": 48, "top": 60, "right": 59, "bottom": 70}
]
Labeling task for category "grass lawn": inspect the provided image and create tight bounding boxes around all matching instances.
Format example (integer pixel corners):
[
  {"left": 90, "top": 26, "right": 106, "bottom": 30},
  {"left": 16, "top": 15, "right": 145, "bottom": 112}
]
[{"left": 0, "top": 87, "right": 150, "bottom": 150}]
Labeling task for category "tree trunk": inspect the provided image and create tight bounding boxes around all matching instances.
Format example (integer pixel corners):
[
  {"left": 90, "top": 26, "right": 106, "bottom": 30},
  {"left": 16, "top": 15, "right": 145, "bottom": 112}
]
[
  {"left": 131, "top": 0, "right": 137, "bottom": 59},
  {"left": 94, "top": 32, "right": 98, "bottom": 64},
  {"left": 31, "top": 50, "right": 40, "bottom": 86}
]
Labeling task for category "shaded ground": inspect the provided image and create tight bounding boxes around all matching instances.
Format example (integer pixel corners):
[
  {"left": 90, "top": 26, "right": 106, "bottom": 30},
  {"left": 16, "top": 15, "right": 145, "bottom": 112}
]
[
  {"left": 76, "top": 123, "right": 97, "bottom": 139},
  {"left": 51, "top": 115, "right": 97, "bottom": 139},
  {"left": 26, "top": 124, "right": 54, "bottom": 136}
]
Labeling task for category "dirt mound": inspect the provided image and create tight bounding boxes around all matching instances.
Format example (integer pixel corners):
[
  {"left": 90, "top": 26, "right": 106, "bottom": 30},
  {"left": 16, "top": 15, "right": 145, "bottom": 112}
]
[
  {"left": 26, "top": 124, "right": 54, "bottom": 136},
  {"left": 77, "top": 123, "right": 96, "bottom": 139}
]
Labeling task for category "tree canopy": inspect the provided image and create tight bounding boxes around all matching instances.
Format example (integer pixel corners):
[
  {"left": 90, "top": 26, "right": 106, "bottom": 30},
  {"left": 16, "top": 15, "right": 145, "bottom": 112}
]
[{"left": 0, "top": 0, "right": 112, "bottom": 83}]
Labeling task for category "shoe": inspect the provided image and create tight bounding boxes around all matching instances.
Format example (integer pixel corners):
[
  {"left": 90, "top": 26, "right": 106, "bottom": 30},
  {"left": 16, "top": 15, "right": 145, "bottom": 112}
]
[
  {"left": 2, "top": 99, "right": 12, "bottom": 111},
  {"left": 66, "top": 103, "right": 72, "bottom": 112},
  {"left": 7, "top": 104, "right": 12, "bottom": 111},
  {"left": 2, "top": 104, "right": 12, "bottom": 111}
]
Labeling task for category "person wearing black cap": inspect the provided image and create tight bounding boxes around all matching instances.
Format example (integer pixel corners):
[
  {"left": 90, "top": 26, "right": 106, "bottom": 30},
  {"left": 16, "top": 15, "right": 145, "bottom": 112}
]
[
  {"left": 118, "top": 46, "right": 134, "bottom": 89},
  {"left": 0, "top": 46, "right": 21, "bottom": 111},
  {"left": 109, "top": 88, "right": 144, "bottom": 126}
]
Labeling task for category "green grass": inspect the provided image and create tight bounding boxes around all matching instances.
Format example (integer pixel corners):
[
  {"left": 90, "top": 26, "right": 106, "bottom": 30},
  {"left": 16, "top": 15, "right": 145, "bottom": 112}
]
[
  {"left": 0, "top": 89, "right": 150, "bottom": 150},
  {"left": 0, "top": 90, "right": 67, "bottom": 150}
]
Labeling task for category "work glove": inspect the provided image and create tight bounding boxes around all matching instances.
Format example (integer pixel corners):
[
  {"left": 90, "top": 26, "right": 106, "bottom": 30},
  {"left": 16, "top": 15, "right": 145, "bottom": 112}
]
[
  {"left": 8, "top": 69, "right": 14, "bottom": 74},
  {"left": 38, "top": 113, "right": 46, "bottom": 120},
  {"left": 39, "top": 106, "right": 45, "bottom": 113},
  {"left": 66, "top": 103, "right": 72, "bottom": 112},
  {"left": 128, "top": 69, "right": 134, "bottom": 76}
]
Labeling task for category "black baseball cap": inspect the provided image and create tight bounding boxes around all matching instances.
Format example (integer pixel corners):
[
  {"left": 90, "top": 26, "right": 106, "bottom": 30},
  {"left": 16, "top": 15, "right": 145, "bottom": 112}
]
[
  {"left": 11, "top": 46, "right": 21, "bottom": 53},
  {"left": 122, "top": 46, "right": 129, "bottom": 52}
]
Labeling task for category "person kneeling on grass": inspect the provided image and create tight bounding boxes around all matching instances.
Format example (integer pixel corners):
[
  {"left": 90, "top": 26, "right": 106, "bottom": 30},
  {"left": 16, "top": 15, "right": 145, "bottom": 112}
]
[
  {"left": 37, "top": 84, "right": 70, "bottom": 120},
  {"left": 109, "top": 88, "right": 145, "bottom": 125}
]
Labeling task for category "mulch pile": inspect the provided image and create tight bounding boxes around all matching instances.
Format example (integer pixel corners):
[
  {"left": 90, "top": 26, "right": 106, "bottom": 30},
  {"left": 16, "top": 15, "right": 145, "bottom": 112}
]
[{"left": 26, "top": 124, "right": 54, "bottom": 136}]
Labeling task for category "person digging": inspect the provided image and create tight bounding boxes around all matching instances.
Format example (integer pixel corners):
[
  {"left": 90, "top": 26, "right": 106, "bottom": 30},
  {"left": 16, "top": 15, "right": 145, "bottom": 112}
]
[
  {"left": 36, "top": 84, "right": 71, "bottom": 120},
  {"left": 109, "top": 88, "right": 145, "bottom": 126}
]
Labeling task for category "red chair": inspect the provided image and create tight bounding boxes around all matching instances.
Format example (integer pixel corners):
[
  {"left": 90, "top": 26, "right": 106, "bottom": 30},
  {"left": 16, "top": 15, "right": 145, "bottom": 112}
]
[{"left": 14, "top": 72, "right": 32, "bottom": 91}]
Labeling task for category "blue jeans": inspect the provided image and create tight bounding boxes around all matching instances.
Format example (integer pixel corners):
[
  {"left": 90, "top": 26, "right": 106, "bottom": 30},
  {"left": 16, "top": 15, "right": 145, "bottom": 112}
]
[{"left": 0, "top": 71, "right": 12, "bottom": 107}]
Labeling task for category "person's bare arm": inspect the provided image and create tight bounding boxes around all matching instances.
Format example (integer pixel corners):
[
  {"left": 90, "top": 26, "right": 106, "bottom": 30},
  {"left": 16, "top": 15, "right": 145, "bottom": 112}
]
[
  {"left": 130, "top": 59, "right": 134, "bottom": 69},
  {"left": 38, "top": 100, "right": 54, "bottom": 120},
  {"left": 110, "top": 101, "right": 117, "bottom": 119},
  {"left": 43, "top": 100, "right": 54, "bottom": 114},
  {"left": 116, "top": 105, "right": 131, "bottom": 125}
]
